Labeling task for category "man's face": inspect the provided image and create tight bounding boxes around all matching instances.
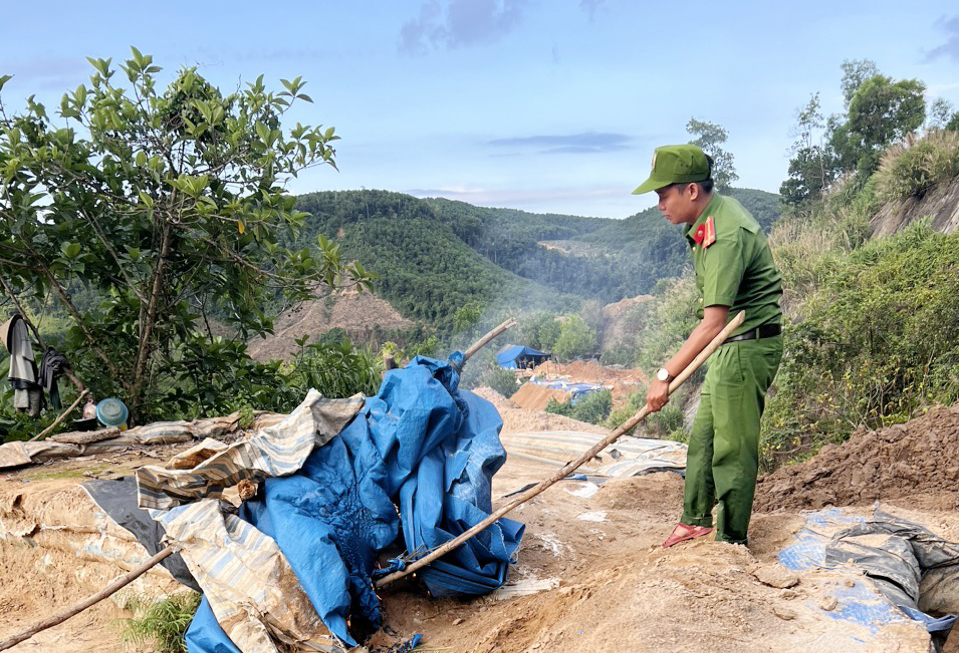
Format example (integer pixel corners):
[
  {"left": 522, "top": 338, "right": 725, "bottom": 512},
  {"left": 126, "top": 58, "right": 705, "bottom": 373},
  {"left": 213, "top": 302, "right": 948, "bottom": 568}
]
[{"left": 655, "top": 184, "right": 698, "bottom": 225}]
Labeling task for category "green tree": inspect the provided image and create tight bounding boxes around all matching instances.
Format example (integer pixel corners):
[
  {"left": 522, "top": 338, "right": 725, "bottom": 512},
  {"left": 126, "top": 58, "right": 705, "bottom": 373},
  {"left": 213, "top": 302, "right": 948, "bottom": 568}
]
[
  {"left": 0, "top": 50, "right": 371, "bottom": 419},
  {"left": 552, "top": 315, "right": 597, "bottom": 361},
  {"left": 686, "top": 117, "right": 738, "bottom": 191},
  {"left": 453, "top": 300, "right": 484, "bottom": 336},
  {"left": 520, "top": 311, "right": 562, "bottom": 351},
  {"left": 780, "top": 93, "right": 837, "bottom": 206},
  {"left": 844, "top": 75, "right": 925, "bottom": 174},
  {"left": 780, "top": 146, "right": 837, "bottom": 207},
  {"left": 839, "top": 59, "right": 880, "bottom": 108},
  {"left": 948, "top": 112, "right": 959, "bottom": 133},
  {"left": 928, "top": 98, "right": 954, "bottom": 129}
]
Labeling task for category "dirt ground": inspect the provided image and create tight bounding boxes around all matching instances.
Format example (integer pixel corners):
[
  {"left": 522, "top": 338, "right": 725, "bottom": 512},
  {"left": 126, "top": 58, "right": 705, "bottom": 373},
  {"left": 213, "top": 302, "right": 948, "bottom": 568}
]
[
  {"left": 2, "top": 394, "right": 958, "bottom": 652},
  {"left": 756, "top": 404, "right": 959, "bottom": 513}
]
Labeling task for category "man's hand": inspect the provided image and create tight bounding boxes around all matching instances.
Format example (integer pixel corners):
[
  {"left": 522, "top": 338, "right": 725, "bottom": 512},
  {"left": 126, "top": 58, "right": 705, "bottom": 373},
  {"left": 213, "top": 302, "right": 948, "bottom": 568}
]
[{"left": 646, "top": 378, "right": 670, "bottom": 413}]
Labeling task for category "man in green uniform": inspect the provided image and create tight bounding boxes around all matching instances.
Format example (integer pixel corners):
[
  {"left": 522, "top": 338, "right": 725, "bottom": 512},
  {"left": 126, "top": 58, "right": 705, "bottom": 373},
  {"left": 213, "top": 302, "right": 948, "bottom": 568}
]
[{"left": 634, "top": 144, "right": 783, "bottom": 547}]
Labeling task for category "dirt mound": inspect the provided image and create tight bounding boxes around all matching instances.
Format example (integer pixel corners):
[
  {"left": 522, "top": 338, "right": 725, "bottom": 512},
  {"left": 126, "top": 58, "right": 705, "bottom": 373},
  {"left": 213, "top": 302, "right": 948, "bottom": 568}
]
[
  {"left": 471, "top": 386, "right": 610, "bottom": 436},
  {"left": 248, "top": 291, "right": 414, "bottom": 361},
  {"left": 756, "top": 404, "right": 959, "bottom": 512},
  {"left": 510, "top": 383, "right": 570, "bottom": 411},
  {"left": 592, "top": 472, "right": 684, "bottom": 514},
  {"left": 532, "top": 359, "right": 646, "bottom": 384},
  {"left": 380, "top": 459, "right": 930, "bottom": 653}
]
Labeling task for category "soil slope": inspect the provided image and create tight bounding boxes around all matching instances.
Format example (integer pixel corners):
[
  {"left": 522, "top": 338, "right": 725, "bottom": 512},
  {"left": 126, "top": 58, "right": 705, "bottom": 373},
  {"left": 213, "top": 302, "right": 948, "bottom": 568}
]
[
  {"left": 756, "top": 404, "right": 959, "bottom": 513},
  {"left": 248, "top": 291, "right": 413, "bottom": 361}
]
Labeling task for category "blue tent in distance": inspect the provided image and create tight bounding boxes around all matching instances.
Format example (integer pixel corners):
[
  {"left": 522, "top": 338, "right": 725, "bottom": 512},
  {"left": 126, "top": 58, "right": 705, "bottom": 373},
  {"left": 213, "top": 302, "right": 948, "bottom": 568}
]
[{"left": 496, "top": 345, "right": 550, "bottom": 370}]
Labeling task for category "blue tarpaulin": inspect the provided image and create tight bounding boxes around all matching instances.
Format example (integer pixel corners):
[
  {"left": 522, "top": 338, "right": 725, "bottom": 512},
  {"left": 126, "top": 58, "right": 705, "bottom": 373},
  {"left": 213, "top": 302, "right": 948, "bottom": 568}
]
[
  {"left": 185, "top": 355, "right": 525, "bottom": 652},
  {"left": 779, "top": 508, "right": 957, "bottom": 650},
  {"left": 496, "top": 344, "right": 549, "bottom": 370}
]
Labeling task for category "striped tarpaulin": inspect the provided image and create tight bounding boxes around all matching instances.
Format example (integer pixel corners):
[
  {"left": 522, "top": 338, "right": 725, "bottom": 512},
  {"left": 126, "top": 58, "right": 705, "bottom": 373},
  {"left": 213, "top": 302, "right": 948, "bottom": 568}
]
[{"left": 136, "top": 390, "right": 364, "bottom": 510}]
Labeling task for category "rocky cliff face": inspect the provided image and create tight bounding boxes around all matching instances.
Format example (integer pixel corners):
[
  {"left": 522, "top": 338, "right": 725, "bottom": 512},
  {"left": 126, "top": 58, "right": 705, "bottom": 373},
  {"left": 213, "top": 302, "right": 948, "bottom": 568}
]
[{"left": 871, "top": 174, "right": 959, "bottom": 237}]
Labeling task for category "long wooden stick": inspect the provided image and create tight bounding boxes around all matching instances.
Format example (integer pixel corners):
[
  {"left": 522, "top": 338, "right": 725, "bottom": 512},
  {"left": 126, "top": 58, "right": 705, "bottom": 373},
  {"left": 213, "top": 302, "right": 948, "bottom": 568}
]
[
  {"left": 0, "top": 545, "right": 175, "bottom": 652},
  {"left": 29, "top": 389, "right": 88, "bottom": 442},
  {"left": 375, "top": 311, "right": 746, "bottom": 588},
  {"left": 462, "top": 318, "right": 517, "bottom": 363}
]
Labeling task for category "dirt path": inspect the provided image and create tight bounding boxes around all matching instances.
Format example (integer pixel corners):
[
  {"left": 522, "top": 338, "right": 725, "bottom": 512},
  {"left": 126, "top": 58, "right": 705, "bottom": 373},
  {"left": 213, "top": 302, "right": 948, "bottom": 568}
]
[{"left": 2, "top": 394, "right": 957, "bottom": 652}]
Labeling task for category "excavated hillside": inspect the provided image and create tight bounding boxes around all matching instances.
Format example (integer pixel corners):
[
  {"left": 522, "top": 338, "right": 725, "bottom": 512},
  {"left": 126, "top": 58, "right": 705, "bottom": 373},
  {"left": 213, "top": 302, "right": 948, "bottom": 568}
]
[
  {"left": 872, "top": 175, "right": 959, "bottom": 237},
  {"left": 755, "top": 404, "right": 959, "bottom": 513},
  {"left": 247, "top": 291, "right": 413, "bottom": 361}
]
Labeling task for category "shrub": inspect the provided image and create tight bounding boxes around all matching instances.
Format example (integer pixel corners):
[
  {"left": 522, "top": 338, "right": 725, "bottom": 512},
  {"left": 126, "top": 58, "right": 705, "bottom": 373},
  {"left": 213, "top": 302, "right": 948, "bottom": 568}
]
[
  {"left": 762, "top": 220, "right": 959, "bottom": 468},
  {"left": 546, "top": 388, "right": 612, "bottom": 425},
  {"left": 873, "top": 130, "right": 959, "bottom": 202},
  {"left": 470, "top": 362, "right": 521, "bottom": 399},
  {"left": 284, "top": 336, "right": 383, "bottom": 402}
]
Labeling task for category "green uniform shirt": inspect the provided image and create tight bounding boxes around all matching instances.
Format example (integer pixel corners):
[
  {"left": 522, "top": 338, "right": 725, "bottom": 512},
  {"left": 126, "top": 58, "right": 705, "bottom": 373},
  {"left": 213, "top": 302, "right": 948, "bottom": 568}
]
[{"left": 684, "top": 194, "right": 782, "bottom": 336}]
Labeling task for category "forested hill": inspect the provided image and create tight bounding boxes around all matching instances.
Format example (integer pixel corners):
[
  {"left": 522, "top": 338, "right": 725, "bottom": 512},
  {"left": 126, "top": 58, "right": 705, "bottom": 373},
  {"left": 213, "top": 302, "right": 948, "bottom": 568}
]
[
  {"left": 292, "top": 191, "right": 581, "bottom": 330},
  {"left": 576, "top": 188, "right": 782, "bottom": 281},
  {"left": 292, "top": 188, "right": 780, "bottom": 331}
]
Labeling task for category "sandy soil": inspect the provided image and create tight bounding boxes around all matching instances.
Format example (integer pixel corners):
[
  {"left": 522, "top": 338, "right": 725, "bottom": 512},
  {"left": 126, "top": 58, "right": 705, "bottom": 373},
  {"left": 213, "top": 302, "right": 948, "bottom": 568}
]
[
  {"left": 2, "top": 393, "right": 957, "bottom": 652},
  {"left": 0, "top": 447, "right": 191, "bottom": 652}
]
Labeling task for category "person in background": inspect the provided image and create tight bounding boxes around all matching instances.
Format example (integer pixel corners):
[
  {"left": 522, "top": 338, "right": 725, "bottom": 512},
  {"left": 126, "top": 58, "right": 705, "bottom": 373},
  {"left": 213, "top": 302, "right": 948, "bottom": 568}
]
[{"left": 634, "top": 144, "right": 783, "bottom": 547}]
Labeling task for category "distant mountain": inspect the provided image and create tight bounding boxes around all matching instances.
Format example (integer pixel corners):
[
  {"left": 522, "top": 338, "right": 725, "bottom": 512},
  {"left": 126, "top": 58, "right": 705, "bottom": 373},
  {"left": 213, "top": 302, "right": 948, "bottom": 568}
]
[{"left": 292, "top": 188, "right": 780, "bottom": 332}]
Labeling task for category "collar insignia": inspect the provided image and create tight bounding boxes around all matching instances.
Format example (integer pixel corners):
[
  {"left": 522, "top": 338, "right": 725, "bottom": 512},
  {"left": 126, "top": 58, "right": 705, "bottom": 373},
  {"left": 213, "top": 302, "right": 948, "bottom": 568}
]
[
  {"left": 692, "top": 223, "right": 705, "bottom": 245},
  {"left": 702, "top": 215, "right": 717, "bottom": 248}
]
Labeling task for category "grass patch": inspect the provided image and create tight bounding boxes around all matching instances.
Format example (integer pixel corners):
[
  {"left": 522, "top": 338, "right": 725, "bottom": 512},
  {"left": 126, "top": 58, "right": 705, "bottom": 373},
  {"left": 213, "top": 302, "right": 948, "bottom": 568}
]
[{"left": 119, "top": 592, "right": 201, "bottom": 653}]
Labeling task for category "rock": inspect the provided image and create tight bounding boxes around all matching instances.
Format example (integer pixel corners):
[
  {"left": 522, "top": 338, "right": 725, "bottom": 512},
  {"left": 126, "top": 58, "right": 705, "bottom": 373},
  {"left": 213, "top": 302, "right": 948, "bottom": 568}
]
[
  {"left": 818, "top": 596, "right": 838, "bottom": 611},
  {"left": 772, "top": 605, "right": 797, "bottom": 621},
  {"left": 753, "top": 564, "right": 800, "bottom": 589}
]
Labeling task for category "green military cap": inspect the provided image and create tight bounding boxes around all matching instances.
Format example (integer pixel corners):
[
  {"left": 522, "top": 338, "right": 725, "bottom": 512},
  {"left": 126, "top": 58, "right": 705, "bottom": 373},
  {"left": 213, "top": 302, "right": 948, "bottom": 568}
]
[{"left": 632, "top": 144, "right": 711, "bottom": 194}]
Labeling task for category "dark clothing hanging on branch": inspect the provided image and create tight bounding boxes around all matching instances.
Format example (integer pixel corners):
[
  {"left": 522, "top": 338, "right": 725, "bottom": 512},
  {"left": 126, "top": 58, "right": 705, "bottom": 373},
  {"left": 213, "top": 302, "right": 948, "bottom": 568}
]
[
  {"left": 1, "top": 313, "right": 71, "bottom": 416},
  {"left": 39, "top": 347, "right": 68, "bottom": 410},
  {"left": 1, "top": 314, "right": 43, "bottom": 416}
]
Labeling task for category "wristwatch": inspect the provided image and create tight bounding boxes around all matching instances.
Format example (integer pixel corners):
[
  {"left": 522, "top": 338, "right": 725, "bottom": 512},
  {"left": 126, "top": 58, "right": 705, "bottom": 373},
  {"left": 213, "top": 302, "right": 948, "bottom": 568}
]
[{"left": 656, "top": 367, "right": 674, "bottom": 383}]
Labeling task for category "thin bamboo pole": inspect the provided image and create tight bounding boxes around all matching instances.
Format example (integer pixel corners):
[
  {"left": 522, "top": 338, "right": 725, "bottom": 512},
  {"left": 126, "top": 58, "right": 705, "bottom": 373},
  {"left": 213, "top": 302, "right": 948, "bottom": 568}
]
[
  {"left": 462, "top": 318, "right": 516, "bottom": 364},
  {"left": 374, "top": 311, "right": 746, "bottom": 588},
  {"left": 29, "top": 389, "right": 89, "bottom": 442},
  {"left": 0, "top": 546, "right": 175, "bottom": 651}
]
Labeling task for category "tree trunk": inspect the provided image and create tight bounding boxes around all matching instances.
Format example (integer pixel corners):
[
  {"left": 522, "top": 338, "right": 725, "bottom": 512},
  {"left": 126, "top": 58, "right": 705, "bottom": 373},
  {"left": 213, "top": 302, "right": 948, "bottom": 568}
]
[
  {"left": 39, "top": 265, "right": 122, "bottom": 381},
  {"left": 130, "top": 219, "right": 173, "bottom": 417}
]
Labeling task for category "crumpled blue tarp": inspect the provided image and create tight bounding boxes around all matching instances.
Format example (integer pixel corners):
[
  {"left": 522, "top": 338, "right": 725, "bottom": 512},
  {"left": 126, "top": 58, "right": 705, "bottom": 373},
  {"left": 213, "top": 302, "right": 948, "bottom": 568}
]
[{"left": 186, "top": 355, "right": 525, "bottom": 652}]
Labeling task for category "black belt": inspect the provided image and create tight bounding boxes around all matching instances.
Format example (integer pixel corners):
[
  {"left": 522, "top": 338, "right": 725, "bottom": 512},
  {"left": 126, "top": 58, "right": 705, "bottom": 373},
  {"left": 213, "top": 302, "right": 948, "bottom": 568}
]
[{"left": 722, "top": 323, "right": 781, "bottom": 345}]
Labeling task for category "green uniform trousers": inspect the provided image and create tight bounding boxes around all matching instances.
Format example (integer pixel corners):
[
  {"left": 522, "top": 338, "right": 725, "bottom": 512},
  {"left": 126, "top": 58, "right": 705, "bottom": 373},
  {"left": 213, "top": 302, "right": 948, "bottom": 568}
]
[{"left": 681, "top": 335, "right": 783, "bottom": 545}]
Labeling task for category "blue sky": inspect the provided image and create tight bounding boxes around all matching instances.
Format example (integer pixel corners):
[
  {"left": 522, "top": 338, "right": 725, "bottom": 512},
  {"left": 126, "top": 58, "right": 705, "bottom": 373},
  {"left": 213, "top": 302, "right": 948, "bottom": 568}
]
[{"left": 2, "top": 1, "right": 958, "bottom": 219}]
